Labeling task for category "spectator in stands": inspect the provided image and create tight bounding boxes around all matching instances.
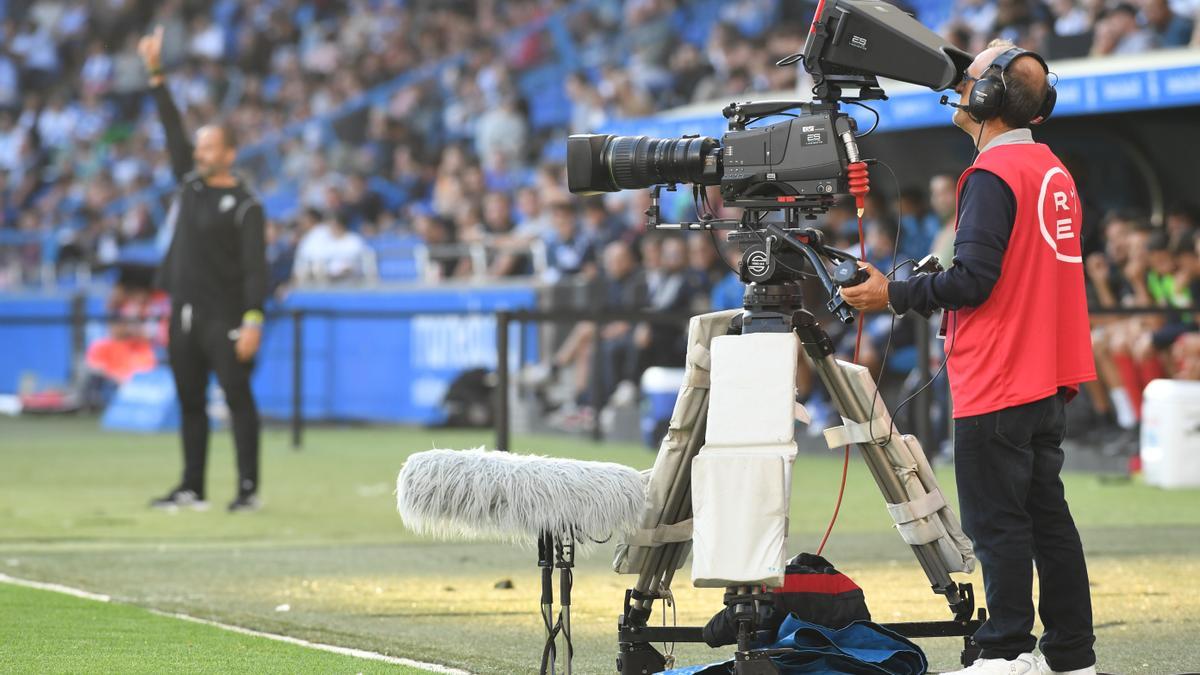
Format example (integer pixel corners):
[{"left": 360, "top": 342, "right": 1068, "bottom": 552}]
[
  {"left": 1142, "top": 0, "right": 1196, "bottom": 46},
  {"left": 928, "top": 174, "right": 959, "bottom": 266},
  {"left": 898, "top": 187, "right": 943, "bottom": 264},
  {"left": 293, "top": 212, "right": 370, "bottom": 284},
  {"left": 543, "top": 201, "right": 598, "bottom": 283},
  {"left": 1165, "top": 203, "right": 1199, "bottom": 244},
  {"left": 579, "top": 196, "right": 622, "bottom": 247},
  {"left": 541, "top": 240, "right": 648, "bottom": 429},
  {"left": 475, "top": 94, "right": 529, "bottom": 169},
  {"left": 476, "top": 191, "right": 529, "bottom": 277},
  {"left": 635, "top": 237, "right": 696, "bottom": 371},
  {"left": 561, "top": 71, "right": 600, "bottom": 133},
  {"left": 686, "top": 234, "right": 724, "bottom": 301},
  {"left": 414, "top": 212, "right": 460, "bottom": 282},
  {"left": 1050, "top": 0, "right": 1094, "bottom": 36},
  {"left": 823, "top": 198, "right": 862, "bottom": 250},
  {"left": 710, "top": 241, "right": 745, "bottom": 311},
  {"left": 1093, "top": 3, "right": 1157, "bottom": 54},
  {"left": 514, "top": 186, "right": 551, "bottom": 240},
  {"left": 340, "top": 173, "right": 385, "bottom": 233},
  {"left": 1100, "top": 229, "right": 1199, "bottom": 431},
  {"left": 0, "top": 45, "right": 19, "bottom": 114}
]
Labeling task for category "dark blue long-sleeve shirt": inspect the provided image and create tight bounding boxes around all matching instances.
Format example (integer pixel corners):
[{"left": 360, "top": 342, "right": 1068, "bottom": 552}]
[{"left": 887, "top": 169, "right": 1016, "bottom": 315}]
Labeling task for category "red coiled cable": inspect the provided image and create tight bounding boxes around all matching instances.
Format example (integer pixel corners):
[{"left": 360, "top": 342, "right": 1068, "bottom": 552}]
[{"left": 817, "top": 162, "right": 870, "bottom": 557}]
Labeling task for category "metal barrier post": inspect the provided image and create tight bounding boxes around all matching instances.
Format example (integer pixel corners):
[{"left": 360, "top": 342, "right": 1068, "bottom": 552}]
[
  {"left": 291, "top": 310, "right": 304, "bottom": 450},
  {"left": 591, "top": 318, "right": 605, "bottom": 442},
  {"left": 495, "top": 311, "right": 511, "bottom": 452},
  {"left": 70, "top": 293, "right": 86, "bottom": 381}
]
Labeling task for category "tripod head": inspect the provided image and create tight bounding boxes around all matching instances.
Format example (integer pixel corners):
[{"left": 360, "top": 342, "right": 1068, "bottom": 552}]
[{"left": 648, "top": 190, "right": 863, "bottom": 327}]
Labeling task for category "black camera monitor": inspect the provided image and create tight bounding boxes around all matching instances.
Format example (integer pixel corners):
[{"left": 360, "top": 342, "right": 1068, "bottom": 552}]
[{"left": 804, "top": 0, "right": 972, "bottom": 91}]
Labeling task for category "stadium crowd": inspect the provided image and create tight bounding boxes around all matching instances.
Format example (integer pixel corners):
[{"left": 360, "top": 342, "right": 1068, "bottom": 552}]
[{"left": 0, "top": 0, "right": 1197, "bottom": 441}]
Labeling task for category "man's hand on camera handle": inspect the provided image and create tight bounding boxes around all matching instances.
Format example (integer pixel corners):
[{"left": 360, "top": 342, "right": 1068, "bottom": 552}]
[{"left": 840, "top": 261, "right": 891, "bottom": 312}]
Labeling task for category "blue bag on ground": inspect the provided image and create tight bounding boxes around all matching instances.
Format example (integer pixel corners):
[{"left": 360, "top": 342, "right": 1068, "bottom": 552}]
[{"left": 663, "top": 615, "right": 926, "bottom": 675}]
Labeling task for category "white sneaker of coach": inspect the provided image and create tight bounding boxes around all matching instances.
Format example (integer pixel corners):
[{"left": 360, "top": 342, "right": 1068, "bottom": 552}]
[
  {"left": 1034, "top": 654, "right": 1097, "bottom": 675},
  {"left": 943, "top": 653, "right": 1040, "bottom": 675}
]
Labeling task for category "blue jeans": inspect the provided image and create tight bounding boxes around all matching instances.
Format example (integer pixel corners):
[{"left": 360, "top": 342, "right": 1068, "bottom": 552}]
[{"left": 954, "top": 391, "right": 1096, "bottom": 671}]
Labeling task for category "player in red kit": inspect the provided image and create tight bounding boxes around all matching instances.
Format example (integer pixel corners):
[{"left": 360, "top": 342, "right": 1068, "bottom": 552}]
[{"left": 843, "top": 40, "right": 1097, "bottom": 675}]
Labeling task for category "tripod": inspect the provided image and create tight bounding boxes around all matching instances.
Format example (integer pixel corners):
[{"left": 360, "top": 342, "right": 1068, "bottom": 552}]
[{"left": 616, "top": 211, "right": 984, "bottom": 675}]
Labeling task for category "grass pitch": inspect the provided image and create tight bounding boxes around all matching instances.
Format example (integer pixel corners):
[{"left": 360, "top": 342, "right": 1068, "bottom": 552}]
[
  {"left": 0, "top": 581, "right": 427, "bottom": 674},
  {"left": 1, "top": 416, "right": 1198, "bottom": 673}
]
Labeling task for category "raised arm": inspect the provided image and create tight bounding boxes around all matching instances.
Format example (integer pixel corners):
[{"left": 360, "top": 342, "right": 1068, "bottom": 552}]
[{"left": 139, "top": 26, "right": 193, "bottom": 180}]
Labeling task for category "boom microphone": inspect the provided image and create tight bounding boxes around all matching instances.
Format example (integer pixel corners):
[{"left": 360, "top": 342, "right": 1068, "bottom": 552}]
[
  {"left": 396, "top": 448, "right": 645, "bottom": 546},
  {"left": 396, "top": 448, "right": 646, "bottom": 675},
  {"left": 938, "top": 94, "right": 966, "bottom": 110}
]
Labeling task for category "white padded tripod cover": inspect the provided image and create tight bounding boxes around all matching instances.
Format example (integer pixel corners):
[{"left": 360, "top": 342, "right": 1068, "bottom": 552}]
[{"left": 691, "top": 332, "right": 798, "bottom": 588}]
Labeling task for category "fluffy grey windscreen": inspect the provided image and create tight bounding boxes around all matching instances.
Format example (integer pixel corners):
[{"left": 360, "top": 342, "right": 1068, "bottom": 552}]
[{"left": 396, "top": 448, "right": 646, "bottom": 547}]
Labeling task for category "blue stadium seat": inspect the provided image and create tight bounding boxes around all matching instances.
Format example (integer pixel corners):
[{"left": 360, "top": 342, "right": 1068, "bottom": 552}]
[
  {"left": 519, "top": 64, "right": 571, "bottom": 130},
  {"left": 262, "top": 184, "right": 300, "bottom": 222},
  {"left": 367, "top": 176, "right": 411, "bottom": 212}
]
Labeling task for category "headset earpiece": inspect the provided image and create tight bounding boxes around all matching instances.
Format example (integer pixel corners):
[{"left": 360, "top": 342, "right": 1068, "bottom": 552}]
[
  {"left": 1029, "top": 79, "right": 1056, "bottom": 125},
  {"left": 964, "top": 47, "right": 1057, "bottom": 126}
]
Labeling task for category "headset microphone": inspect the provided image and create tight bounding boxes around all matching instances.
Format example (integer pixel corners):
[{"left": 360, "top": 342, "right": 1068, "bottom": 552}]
[{"left": 938, "top": 94, "right": 966, "bottom": 110}]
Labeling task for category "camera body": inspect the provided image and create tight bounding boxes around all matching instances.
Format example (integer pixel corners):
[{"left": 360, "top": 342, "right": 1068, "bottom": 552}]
[
  {"left": 718, "top": 104, "right": 853, "bottom": 209},
  {"left": 567, "top": 103, "right": 857, "bottom": 213}
]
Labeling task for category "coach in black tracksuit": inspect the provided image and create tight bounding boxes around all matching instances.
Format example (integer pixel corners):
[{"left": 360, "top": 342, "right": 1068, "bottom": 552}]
[{"left": 140, "top": 27, "right": 267, "bottom": 513}]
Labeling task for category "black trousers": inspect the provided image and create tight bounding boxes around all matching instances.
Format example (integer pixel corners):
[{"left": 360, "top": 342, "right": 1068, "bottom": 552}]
[
  {"left": 954, "top": 391, "right": 1095, "bottom": 671},
  {"left": 167, "top": 303, "right": 260, "bottom": 499}
]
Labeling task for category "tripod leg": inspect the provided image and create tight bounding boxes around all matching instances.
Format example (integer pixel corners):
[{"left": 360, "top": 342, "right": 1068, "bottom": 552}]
[{"left": 793, "top": 310, "right": 966, "bottom": 611}]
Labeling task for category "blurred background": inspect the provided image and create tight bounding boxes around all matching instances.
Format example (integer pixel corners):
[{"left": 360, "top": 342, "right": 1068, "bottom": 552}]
[{"left": 0, "top": 0, "right": 1197, "bottom": 465}]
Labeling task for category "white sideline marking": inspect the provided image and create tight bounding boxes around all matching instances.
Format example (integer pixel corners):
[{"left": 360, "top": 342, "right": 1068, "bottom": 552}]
[
  {"left": 0, "top": 574, "right": 469, "bottom": 674},
  {"left": 0, "top": 573, "right": 112, "bottom": 602}
]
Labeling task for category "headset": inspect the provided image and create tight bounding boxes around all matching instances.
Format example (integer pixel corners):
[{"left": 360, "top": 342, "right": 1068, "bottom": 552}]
[{"left": 962, "top": 47, "right": 1057, "bottom": 126}]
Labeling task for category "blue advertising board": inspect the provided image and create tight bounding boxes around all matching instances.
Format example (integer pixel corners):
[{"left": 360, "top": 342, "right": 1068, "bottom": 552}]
[
  {"left": 0, "top": 285, "right": 537, "bottom": 426},
  {"left": 601, "top": 55, "right": 1200, "bottom": 140},
  {"left": 253, "top": 285, "right": 539, "bottom": 425}
]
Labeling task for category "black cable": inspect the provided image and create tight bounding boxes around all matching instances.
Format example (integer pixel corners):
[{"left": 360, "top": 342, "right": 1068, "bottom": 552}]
[
  {"left": 881, "top": 311, "right": 956, "bottom": 447},
  {"left": 865, "top": 157, "right": 957, "bottom": 449},
  {"left": 972, "top": 119, "right": 986, "bottom": 162},
  {"left": 849, "top": 101, "right": 880, "bottom": 137},
  {"left": 889, "top": 259, "right": 917, "bottom": 278}
]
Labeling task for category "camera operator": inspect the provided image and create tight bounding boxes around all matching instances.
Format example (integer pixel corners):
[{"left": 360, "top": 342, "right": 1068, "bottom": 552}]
[
  {"left": 139, "top": 27, "right": 268, "bottom": 513},
  {"left": 842, "top": 41, "right": 1097, "bottom": 675}
]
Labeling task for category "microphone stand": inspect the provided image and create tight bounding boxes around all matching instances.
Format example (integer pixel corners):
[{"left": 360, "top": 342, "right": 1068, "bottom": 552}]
[{"left": 538, "top": 531, "right": 577, "bottom": 675}]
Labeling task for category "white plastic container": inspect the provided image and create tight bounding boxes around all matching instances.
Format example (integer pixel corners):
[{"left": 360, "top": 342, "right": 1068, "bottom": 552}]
[{"left": 1140, "top": 379, "right": 1200, "bottom": 489}]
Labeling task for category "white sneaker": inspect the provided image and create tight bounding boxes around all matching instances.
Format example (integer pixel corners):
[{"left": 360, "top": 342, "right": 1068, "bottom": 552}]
[
  {"left": 609, "top": 380, "right": 639, "bottom": 408},
  {"left": 944, "top": 653, "right": 1040, "bottom": 675},
  {"left": 1034, "top": 654, "right": 1097, "bottom": 675}
]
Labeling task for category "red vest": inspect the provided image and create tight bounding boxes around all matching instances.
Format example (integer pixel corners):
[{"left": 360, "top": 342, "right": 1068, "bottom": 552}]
[{"left": 947, "top": 142, "right": 1096, "bottom": 418}]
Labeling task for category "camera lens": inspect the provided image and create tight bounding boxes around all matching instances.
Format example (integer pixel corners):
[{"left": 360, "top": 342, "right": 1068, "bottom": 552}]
[
  {"left": 603, "top": 135, "right": 718, "bottom": 190},
  {"left": 567, "top": 134, "right": 719, "bottom": 194}
]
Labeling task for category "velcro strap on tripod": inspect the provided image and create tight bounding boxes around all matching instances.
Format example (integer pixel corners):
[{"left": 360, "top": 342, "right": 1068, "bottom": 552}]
[
  {"left": 886, "top": 489, "right": 949, "bottom": 545},
  {"left": 625, "top": 519, "right": 694, "bottom": 547},
  {"left": 822, "top": 417, "right": 889, "bottom": 448}
]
